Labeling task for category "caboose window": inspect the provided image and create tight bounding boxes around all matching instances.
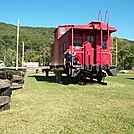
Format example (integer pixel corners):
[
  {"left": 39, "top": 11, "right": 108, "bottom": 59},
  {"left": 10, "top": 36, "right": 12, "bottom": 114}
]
[
  {"left": 87, "top": 36, "right": 94, "bottom": 47},
  {"left": 73, "top": 40, "right": 82, "bottom": 48},
  {"left": 60, "top": 27, "right": 66, "bottom": 34},
  {"left": 102, "top": 35, "right": 108, "bottom": 49},
  {"left": 102, "top": 42, "right": 107, "bottom": 49},
  {"left": 87, "top": 36, "right": 93, "bottom": 42}
]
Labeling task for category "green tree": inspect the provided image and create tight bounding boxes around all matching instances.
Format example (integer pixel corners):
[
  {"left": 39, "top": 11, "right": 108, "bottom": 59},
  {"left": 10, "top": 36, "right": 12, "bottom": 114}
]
[
  {"left": 3, "top": 48, "right": 16, "bottom": 67},
  {"left": 112, "top": 37, "right": 134, "bottom": 70}
]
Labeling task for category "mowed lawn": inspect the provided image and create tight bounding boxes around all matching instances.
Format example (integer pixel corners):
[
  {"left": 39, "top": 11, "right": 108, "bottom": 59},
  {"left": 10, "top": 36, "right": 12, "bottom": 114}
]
[{"left": 0, "top": 73, "right": 134, "bottom": 134}]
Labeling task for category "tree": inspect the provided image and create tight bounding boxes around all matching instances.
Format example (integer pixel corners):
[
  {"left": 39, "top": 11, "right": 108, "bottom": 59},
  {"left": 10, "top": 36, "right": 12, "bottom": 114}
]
[
  {"left": 3, "top": 49, "right": 16, "bottom": 67},
  {"left": 112, "top": 37, "right": 134, "bottom": 70}
]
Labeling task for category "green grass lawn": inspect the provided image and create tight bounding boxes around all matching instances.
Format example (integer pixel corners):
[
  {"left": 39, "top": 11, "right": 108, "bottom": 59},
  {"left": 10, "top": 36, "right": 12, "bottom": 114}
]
[{"left": 0, "top": 73, "right": 134, "bottom": 134}]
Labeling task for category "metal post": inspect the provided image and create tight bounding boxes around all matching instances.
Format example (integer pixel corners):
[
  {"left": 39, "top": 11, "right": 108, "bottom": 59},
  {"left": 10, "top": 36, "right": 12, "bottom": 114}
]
[
  {"left": 100, "top": 24, "right": 103, "bottom": 65},
  {"left": 84, "top": 44, "right": 86, "bottom": 70},
  {"left": 116, "top": 32, "right": 118, "bottom": 66},
  {"left": 105, "top": 11, "right": 109, "bottom": 24},
  {"left": 22, "top": 42, "right": 24, "bottom": 67},
  {"left": 105, "top": 11, "right": 110, "bottom": 65},
  {"left": 72, "top": 28, "right": 74, "bottom": 66},
  {"left": 98, "top": 9, "right": 103, "bottom": 66},
  {"left": 16, "top": 19, "right": 20, "bottom": 70},
  {"left": 98, "top": 10, "right": 102, "bottom": 22}
]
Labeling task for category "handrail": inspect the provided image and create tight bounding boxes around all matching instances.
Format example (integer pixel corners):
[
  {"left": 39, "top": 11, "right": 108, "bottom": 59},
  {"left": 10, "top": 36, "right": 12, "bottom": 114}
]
[
  {"left": 104, "top": 11, "right": 109, "bottom": 24},
  {"left": 98, "top": 10, "right": 102, "bottom": 22}
]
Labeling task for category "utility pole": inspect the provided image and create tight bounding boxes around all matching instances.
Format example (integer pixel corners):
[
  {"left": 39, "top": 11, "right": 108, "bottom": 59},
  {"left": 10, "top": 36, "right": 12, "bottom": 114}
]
[{"left": 16, "top": 19, "right": 20, "bottom": 70}]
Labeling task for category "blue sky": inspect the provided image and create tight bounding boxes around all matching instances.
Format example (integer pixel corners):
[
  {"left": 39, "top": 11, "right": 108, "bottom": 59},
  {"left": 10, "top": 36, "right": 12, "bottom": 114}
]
[{"left": 0, "top": 0, "right": 134, "bottom": 40}]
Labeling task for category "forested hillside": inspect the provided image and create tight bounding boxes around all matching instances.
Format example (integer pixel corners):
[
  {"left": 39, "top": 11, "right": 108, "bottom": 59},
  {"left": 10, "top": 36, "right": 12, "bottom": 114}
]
[
  {"left": 0, "top": 22, "right": 54, "bottom": 66},
  {"left": 0, "top": 22, "right": 133, "bottom": 69}
]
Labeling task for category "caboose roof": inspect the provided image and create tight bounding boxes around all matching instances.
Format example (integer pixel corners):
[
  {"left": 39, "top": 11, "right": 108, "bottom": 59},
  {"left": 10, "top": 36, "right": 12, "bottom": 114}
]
[
  {"left": 55, "top": 21, "right": 117, "bottom": 39},
  {"left": 55, "top": 21, "right": 117, "bottom": 32}
]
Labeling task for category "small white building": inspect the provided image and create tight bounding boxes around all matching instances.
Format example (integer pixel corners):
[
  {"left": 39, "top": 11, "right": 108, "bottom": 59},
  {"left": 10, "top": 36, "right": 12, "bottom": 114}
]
[{"left": 24, "top": 62, "right": 39, "bottom": 73}]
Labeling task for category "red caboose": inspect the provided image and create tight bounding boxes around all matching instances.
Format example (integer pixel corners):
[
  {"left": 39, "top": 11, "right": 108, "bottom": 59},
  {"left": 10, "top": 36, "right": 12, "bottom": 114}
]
[{"left": 50, "top": 11, "right": 117, "bottom": 82}]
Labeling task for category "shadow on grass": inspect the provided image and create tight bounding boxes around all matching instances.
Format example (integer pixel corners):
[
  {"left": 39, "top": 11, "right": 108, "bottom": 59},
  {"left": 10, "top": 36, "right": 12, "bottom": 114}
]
[
  {"left": 28, "top": 75, "right": 76, "bottom": 85},
  {"left": 126, "top": 78, "right": 134, "bottom": 80},
  {"left": 28, "top": 75, "right": 107, "bottom": 85}
]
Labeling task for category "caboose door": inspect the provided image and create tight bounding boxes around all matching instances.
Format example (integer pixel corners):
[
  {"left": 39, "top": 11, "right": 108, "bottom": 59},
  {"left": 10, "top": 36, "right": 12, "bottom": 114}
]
[{"left": 83, "top": 41, "right": 94, "bottom": 68}]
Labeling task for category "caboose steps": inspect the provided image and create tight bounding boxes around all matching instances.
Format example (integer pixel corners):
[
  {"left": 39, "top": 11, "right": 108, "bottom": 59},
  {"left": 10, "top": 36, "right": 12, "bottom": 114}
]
[{"left": 106, "top": 65, "right": 117, "bottom": 76}]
